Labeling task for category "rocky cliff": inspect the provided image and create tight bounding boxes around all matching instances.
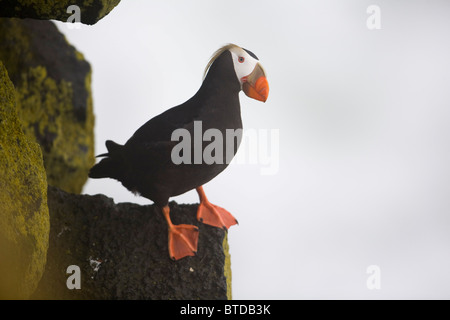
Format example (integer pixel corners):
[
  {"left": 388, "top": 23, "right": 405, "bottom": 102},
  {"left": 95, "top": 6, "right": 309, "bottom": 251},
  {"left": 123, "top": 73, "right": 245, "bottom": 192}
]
[{"left": 0, "top": 19, "right": 95, "bottom": 194}]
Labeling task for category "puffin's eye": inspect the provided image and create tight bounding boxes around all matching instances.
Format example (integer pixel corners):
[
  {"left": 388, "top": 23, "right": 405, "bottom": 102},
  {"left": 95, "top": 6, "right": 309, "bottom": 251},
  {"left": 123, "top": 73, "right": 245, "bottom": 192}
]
[{"left": 238, "top": 56, "right": 245, "bottom": 63}]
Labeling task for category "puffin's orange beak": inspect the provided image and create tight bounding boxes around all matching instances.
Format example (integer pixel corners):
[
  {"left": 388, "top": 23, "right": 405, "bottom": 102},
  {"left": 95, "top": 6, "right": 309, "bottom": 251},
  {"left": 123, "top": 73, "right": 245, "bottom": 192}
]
[{"left": 242, "top": 63, "right": 269, "bottom": 102}]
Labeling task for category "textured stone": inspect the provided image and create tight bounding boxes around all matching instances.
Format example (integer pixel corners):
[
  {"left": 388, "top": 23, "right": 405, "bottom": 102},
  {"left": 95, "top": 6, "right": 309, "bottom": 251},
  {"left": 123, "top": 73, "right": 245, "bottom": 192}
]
[
  {"left": 32, "top": 186, "right": 232, "bottom": 300},
  {"left": 0, "top": 61, "right": 49, "bottom": 299},
  {"left": 0, "top": 0, "right": 121, "bottom": 25},
  {"left": 0, "top": 19, "right": 95, "bottom": 194}
]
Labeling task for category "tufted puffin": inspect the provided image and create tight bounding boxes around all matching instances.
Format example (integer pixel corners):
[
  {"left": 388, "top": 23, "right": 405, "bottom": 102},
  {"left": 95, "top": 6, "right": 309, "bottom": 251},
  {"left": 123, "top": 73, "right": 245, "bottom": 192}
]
[{"left": 89, "top": 44, "right": 269, "bottom": 260}]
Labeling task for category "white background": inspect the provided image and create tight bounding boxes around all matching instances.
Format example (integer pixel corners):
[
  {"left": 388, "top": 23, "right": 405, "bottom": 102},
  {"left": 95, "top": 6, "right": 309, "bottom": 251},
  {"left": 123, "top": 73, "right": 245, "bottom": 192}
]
[{"left": 56, "top": 0, "right": 450, "bottom": 299}]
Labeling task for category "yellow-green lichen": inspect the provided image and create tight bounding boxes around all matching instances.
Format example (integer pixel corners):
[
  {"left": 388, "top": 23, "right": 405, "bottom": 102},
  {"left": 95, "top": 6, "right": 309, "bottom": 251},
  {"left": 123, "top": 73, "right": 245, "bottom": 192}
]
[
  {"left": 15, "top": 65, "right": 95, "bottom": 193},
  {"left": 17, "top": 0, "right": 66, "bottom": 16},
  {"left": 0, "top": 61, "right": 50, "bottom": 299},
  {"left": 223, "top": 234, "right": 232, "bottom": 300},
  {"left": 97, "top": 0, "right": 121, "bottom": 20}
]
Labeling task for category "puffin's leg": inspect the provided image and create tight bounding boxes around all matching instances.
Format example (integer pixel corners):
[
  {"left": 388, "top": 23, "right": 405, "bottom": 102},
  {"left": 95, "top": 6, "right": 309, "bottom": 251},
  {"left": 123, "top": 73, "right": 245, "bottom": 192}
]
[
  {"left": 196, "top": 186, "right": 238, "bottom": 230},
  {"left": 162, "top": 205, "right": 199, "bottom": 260}
]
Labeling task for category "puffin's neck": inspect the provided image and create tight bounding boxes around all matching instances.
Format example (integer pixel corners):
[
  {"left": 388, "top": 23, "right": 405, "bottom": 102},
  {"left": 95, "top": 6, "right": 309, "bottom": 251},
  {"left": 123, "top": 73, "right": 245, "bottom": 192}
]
[{"left": 196, "top": 51, "right": 241, "bottom": 105}]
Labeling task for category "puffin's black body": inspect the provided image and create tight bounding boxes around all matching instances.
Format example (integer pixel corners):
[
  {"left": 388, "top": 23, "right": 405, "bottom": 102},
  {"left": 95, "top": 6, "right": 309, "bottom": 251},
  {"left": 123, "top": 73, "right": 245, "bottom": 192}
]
[
  {"left": 89, "top": 51, "right": 241, "bottom": 206},
  {"left": 89, "top": 44, "right": 268, "bottom": 260}
]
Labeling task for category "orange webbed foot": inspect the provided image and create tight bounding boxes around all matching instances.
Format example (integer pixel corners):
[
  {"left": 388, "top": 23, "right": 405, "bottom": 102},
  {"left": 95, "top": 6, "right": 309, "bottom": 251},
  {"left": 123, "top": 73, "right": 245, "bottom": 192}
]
[
  {"left": 196, "top": 186, "right": 238, "bottom": 230},
  {"left": 167, "top": 223, "right": 199, "bottom": 260},
  {"left": 162, "top": 205, "right": 199, "bottom": 260}
]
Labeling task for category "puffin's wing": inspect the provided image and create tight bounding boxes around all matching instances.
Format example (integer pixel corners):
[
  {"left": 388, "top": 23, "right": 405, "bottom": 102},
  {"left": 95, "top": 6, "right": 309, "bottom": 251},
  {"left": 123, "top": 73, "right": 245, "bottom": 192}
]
[{"left": 126, "top": 101, "right": 200, "bottom": 147}]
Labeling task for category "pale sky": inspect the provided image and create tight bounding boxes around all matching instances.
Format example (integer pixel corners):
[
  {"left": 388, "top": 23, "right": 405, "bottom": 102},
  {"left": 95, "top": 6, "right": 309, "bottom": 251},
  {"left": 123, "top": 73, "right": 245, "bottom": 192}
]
[{"left": 56, "top": 0, "right": 450, "bottom": 299}]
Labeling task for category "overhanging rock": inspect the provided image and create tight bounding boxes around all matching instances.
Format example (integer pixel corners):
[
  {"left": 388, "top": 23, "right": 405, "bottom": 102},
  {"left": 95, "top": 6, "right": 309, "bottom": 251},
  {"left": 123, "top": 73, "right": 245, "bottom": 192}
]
[{"left": 0, "top": 0, "right": 121, "bottom": 25}]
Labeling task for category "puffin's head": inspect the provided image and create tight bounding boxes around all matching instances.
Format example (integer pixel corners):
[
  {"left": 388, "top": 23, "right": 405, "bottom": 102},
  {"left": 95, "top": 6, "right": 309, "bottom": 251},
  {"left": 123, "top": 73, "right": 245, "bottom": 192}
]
[{"left": 204, "top": 44, "right": 269, "bottom": 102}]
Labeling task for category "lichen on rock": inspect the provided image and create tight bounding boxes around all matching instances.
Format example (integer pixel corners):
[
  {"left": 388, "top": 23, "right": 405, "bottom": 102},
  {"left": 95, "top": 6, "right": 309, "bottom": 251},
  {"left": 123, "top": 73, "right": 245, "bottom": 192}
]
[
  {"left": 0, "top": 61, "right": 50, "bottom": 299},
  {"left": 0, "top": 19, "right": 95, "bottom": 194},
  {"left": 223, "top": 234, "right": 233, "bottom": 300}
]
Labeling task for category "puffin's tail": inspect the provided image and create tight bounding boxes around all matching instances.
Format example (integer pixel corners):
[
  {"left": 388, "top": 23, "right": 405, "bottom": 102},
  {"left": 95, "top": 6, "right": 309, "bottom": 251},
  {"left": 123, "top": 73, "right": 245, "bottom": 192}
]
[{"left": 88, "top": 140, "right": 124, "bottom": 180}]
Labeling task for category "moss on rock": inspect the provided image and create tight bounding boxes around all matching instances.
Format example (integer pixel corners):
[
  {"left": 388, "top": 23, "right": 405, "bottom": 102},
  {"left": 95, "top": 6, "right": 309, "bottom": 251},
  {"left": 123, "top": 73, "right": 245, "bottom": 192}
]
[
  {"left": 223, "top": 234, "right": 232, "bottom": 300},
  {"left": 0, "top": 19, "right": 95, "bottom": 194},
  {"left": 0, "top": 0, "right": 121, "bottom": 25},
  {"left": 0, "top": 61, "right": 49, "bottom": 299}
]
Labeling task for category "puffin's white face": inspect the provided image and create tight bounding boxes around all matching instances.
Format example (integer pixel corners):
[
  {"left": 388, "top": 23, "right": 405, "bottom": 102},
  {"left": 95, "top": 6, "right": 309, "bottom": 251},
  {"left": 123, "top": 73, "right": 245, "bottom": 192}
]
[
  {"left": 228, "top": 46, "right": 269, "bottom": 102},
  {"left": 228, "top": 47, "right": 260, "bottom": 87}
]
